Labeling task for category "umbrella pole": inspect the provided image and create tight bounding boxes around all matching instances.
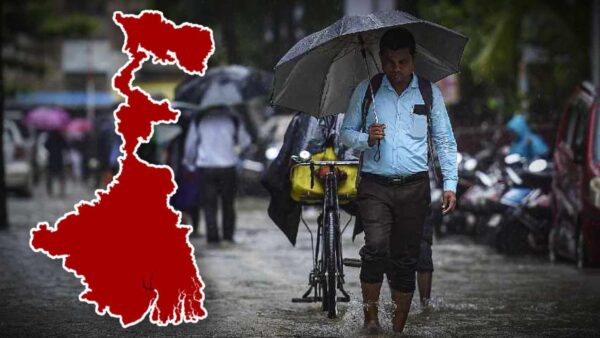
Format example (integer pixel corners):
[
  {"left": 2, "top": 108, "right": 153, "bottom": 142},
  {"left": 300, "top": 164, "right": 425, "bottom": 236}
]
[
  {"left": 358, "top": 34, "right": 379, "bottom": 124},
  {"left": 359, "top": 34, "right": 381, "bottom": 161}
]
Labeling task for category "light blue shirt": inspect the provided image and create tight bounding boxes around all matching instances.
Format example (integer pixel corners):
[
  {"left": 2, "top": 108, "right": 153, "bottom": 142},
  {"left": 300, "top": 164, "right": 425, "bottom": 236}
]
[{"left": 340, "top": 74, "right": 458, "bottom": 192}]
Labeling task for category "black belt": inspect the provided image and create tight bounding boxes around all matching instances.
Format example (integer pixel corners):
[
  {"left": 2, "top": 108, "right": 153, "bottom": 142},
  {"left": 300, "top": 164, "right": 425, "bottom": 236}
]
[{"left": 361, "top": 171, "right": 428, "bottom": 186}]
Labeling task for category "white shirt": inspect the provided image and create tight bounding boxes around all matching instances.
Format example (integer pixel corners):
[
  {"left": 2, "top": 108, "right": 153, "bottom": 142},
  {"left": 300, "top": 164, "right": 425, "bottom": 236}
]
[{"left": 182, "top": 110, "right": 251, "bottom": 170}]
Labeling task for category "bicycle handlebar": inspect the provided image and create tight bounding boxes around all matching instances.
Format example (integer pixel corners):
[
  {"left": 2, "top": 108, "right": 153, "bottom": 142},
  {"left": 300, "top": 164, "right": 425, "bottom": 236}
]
[{"left": 291, "top": 160, "right": 359, "bottom": 166}]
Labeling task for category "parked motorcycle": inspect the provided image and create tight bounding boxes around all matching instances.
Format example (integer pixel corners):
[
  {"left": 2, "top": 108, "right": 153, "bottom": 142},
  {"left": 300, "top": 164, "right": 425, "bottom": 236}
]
[
  {"left": 492, "top": 155, "right": 554, "bottom": 255},
  {"left": 434, "top": 144, "right": 507, "bottom": 238}
]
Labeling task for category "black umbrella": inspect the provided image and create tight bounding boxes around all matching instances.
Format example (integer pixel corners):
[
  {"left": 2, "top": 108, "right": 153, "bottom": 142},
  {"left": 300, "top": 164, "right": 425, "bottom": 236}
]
[
  {"left": 174, "top": 65, "right": 273, "bottom": 111},
  {"left": 272, "top": 10, "right": 468, "bottom": 117}
]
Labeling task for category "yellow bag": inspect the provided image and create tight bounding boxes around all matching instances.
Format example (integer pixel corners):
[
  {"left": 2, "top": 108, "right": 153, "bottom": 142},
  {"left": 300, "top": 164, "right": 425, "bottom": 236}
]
[{"left": 289, "top": 147, "right": 358, "bottom": 204}]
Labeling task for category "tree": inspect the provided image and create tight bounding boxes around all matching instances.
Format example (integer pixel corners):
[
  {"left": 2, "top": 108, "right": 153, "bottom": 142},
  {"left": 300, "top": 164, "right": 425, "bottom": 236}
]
[
  {"left": 150, "top": 0, "right": 343, "bottom": 70},
  {"left": 2, "top": 0, "right": 101, "bottom": 94},
  {"left": 1, "top": 0, "right": 101, "bottom": 228},
  {"left": 0, "top": 62, "right": 5, "bottom": 229},
  {"left": 419, "top": 0, "right": 592, "bottom": 125}
]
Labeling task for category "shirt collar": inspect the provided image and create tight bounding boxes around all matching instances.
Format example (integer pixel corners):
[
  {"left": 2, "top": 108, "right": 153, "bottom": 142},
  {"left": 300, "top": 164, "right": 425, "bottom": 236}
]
[{"left": 381, "top": 72, "right": 418, "bottom": 92}]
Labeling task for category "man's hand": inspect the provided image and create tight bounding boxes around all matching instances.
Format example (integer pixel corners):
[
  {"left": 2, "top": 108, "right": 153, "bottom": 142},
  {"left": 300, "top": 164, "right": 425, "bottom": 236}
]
[
  {"left": 442, "top": 191, "right": 456, "bottom": 215},
  {"left": 368, "top": 123, "right": 385, "bottom": 146}
]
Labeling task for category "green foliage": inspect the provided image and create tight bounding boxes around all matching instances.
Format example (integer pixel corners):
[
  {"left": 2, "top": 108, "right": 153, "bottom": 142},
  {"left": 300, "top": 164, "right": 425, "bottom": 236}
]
[
  {"left": 150, "top": 0, "right": 343, "bottom": 70},
  {"left": 2, "top": 0, "right": 101, "bottom": 93},
  {"left": 40, "top": 14, "right": 101, "bottom": 38},
  {"left": 419, "top": 0, "right": 592, "bottom": 123},
  {"left": 2, "top": 0, "right": 101, "bottom": 43}
]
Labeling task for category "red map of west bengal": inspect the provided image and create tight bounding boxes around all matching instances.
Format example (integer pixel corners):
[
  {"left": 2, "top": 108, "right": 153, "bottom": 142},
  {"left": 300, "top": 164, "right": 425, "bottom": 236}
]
[{"left": 29, "top": 11, "right": 215, "bottom": 328}]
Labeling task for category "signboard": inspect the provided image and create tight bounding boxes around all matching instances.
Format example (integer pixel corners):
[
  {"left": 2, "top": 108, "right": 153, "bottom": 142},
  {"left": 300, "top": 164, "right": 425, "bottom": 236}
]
[{"left": 62, "top": 40, "right": 126, "bottom": 73}]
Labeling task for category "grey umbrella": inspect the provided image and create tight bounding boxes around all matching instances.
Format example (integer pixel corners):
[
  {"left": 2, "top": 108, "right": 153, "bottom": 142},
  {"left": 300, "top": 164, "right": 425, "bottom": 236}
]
[
  {"left": 173, "top": 65, "right": 273, "bottom": 111},
  {"left": 272, "top": 10, "right": 468, "bottom": 117}
]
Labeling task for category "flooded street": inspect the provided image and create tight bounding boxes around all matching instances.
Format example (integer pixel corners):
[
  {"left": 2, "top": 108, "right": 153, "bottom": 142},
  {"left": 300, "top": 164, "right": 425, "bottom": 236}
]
[{"left": 1, "top": 185, "right": 600, "bottom": 337}]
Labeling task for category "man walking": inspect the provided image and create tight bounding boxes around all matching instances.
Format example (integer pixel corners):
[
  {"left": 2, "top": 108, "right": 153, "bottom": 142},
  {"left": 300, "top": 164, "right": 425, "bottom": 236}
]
[
  {"left": 183, "top": 106, "right": 251, "bottom": 243},
  {"left": 340, "top": 27, "right": 457, "bottom": 334}
]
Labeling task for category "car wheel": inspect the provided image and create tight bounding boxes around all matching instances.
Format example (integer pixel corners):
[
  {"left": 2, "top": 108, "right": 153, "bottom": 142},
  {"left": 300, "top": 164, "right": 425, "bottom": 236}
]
[
  {"left": 494, "top": 222, "right": 506, "bottom": 253},
  {"left": 507, "top": 223, "right": 529, "bottom": 255},
  {"left": 548, "top": 227, "right": 558, "bottom": 263},
  {"left": 576, "top": 231, "right": 588, "bottom": 269},
  {"left": 17, "top": 174, "right": 34, "bottom": 198}
]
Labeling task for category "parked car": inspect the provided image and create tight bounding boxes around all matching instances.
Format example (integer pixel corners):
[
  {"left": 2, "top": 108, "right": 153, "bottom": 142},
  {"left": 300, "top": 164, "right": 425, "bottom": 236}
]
[
  {"left": 549, "top": 81, "right": 600, "bottom": 267},
  {"left": 3, "top": 119, "right": 34, "bottom": 196}
]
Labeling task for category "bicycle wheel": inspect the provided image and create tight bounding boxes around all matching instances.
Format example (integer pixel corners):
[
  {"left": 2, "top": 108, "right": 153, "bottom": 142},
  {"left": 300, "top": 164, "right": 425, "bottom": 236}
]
[
  {"left": 317, "top": 216, "right": 328, "bottom": 312},
  {"left": 325, "top": 209, "right": 337, "bottom": 318}
]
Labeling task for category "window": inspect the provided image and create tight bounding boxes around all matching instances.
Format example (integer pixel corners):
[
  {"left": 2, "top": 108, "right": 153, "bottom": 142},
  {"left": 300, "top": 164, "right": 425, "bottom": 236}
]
[
  {"left": 594, "top": 106, "right": 600, "bottom": 161},
  {"left": 564, "top": 103, "right": 579, "bottom": 147},
  {"left": 570, "top": 101, "right": 589, "bottom": 160}
]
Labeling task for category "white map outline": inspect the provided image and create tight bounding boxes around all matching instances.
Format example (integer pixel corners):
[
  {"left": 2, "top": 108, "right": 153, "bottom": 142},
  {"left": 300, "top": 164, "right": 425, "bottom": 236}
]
[{"left": 29, "top": 10, "right": 215, "bottom": 328}]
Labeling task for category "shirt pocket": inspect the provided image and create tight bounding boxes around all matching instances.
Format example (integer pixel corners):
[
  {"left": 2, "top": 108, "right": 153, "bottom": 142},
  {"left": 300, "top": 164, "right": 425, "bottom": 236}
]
[{"left": 409, "top": 113, "right": 428, "bottom": 139}]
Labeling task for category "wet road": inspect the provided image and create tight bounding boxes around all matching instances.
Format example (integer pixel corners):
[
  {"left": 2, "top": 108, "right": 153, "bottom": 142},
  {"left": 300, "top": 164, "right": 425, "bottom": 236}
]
[{"left": 1, "top": 184, "right": 600, "bottom": 337}]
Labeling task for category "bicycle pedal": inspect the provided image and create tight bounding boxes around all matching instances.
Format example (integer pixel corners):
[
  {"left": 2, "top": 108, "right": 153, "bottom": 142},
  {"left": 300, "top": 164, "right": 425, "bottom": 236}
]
[
  {"left": 342, "top": 258, "right": 362, "bottom": 268},
  {"left": 292, "top": 297, "right": 322, "bottom": 303}
]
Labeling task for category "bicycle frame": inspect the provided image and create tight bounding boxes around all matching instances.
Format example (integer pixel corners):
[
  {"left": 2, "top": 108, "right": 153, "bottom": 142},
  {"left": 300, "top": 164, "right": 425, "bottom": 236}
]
[{"left": 292, "top": 161, "right": 355, "bottom": 318}]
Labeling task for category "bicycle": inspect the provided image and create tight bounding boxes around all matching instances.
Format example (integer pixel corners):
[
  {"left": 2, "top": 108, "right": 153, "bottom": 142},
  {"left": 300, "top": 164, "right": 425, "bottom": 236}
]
[{"left": 289, "top": 149, "right": 360, "bottom": 319}]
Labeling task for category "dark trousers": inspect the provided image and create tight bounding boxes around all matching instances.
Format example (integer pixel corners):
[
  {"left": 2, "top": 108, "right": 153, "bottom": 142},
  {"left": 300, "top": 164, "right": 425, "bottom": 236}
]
[
  {"left": 357, "top": 174, "right": 430, "bottom": 292},
  {"left": 199, "top": 167, "right": 237, "bottom": 242},
  {"left": 416, "top": 210, "right": 434, "bottom": 272}
]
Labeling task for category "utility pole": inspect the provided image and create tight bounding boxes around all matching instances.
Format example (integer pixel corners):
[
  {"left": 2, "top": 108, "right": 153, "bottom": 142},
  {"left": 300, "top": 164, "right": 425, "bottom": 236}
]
[
  {"left": 593, "top": 0, "right": 600, "bottom": 88},
  {"left": 0, "top": 57, "right": 7, "bottom": 229}
]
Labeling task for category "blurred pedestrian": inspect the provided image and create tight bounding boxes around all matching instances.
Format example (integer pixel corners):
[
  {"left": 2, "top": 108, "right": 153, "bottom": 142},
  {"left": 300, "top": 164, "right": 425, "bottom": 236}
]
[
  {"left": 138, "top": 134, "right": 158, "bottom": 164},
  {"left": 506, "top": 114, "right": 549, "bottom": 160},
  {"left": 68, "top": 139, "right": 85, "bottom": 181},
  {"left": 44, "top": 130, "right": 68, "bottom": 197},
  {"left": 182, "top": 106, "right": 251, "bottom": 243},
  {"left": 96, "top": 114, "right": 118, "bottom": 188},
  {"left": 340, "top": 28, "right": 458, "bottom": 334},
  {"left": 416, "top": 210, "right": 435, "bottom": 308}
]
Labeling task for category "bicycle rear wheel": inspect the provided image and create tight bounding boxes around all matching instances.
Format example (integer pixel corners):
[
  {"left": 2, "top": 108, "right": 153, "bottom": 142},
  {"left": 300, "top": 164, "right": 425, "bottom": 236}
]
[
  {"left": 315, "top": 214, "right": 328, "bottom": 312},
  {"left": 324, "top": 209, "right": 337, "bottom": 318}
]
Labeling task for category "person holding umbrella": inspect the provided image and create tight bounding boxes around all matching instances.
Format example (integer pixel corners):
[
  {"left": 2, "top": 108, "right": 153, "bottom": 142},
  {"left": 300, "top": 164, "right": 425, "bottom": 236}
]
[
  {"left": 340, "top": 28, "right": 458, "bottom": 333},
  {"left": 182, "top": 106, "right": 251, "bottom": 243},
  {"left": 174, "top": 65, "right": 270, "bottom": 240},
  {"left": 44, "top": 129, "right": 68, "bottom": 197},
  {"left": 272, "top": 10, "right": 465, "bottom": 334},
  {"left": 25, "top": 107, "right": 71, "bottom": 196}
]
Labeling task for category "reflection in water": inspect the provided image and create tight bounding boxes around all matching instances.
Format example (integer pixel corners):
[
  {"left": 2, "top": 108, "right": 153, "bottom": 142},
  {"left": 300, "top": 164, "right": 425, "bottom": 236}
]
[{"left": 6, "top": 194, "right": 600, "bottom": 336}]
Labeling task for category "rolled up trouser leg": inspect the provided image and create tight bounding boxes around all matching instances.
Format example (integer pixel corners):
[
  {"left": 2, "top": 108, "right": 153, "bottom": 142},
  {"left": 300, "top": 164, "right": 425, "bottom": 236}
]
[
  {"left": 416, "top": 240, "right": 433, "bottom": 272},
  {"left": 416, "top": 209, "right": 434, "bottom": 272}
]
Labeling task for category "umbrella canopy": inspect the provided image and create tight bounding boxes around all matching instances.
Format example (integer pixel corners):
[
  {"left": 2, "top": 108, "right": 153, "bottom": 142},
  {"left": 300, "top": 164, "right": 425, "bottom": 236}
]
[
  {"left": 65, "top": 118, "right": 92, "bottom": 141},
  {"left": 272, "top": 10, "right": 468, "bottom": 117},
  {"left": 173, "top": 65, "right": 273, "bottom": 111},
  {"left": 25, "top": 106, "right": 70, "bottom": 130}
]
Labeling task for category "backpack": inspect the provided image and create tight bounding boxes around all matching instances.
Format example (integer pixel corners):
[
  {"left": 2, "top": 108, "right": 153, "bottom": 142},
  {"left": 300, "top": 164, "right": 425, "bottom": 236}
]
[
  {"left": 183, "top": 110, "right": 241, "bottom": 170},
  {"left": 359, "top": 73, "right": 438, "bottom": 182},
  {"left": 194, "top": 110, "right": 241, "bottom": 145}
]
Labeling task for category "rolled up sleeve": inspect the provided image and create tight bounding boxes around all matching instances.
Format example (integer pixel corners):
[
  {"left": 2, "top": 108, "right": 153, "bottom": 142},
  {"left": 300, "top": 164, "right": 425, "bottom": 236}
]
[
  {"left": 430, "top": 84, "right": 458, "bottom": 192},
  {"left": 340, "top": 80, "right": 371, "bottom": 152}
]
